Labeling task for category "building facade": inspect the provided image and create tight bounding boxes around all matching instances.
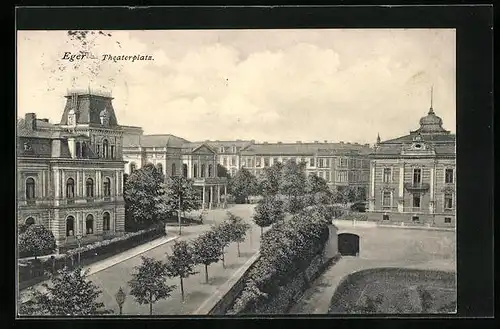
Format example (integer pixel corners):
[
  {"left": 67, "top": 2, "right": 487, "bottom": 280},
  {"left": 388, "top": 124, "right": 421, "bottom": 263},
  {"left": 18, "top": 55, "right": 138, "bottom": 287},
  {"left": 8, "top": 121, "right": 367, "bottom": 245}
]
[
  {"left": 122, "top": 135, "right": 228, "bottom": 210},
  {"left": 367, "top": 105, "right": 456, "bottom": 227},
  {"left": 17, "top": 90, "right": 126, "bottom": 249},
  {"left": 238, "top": 141, "right": 371, "bottom": 193}
]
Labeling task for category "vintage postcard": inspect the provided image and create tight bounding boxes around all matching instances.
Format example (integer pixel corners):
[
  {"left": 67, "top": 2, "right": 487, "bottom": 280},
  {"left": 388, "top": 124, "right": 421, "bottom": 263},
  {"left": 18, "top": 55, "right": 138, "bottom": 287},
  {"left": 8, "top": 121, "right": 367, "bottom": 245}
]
[{"left": 16, "top": 27, "right": 457, "bottom": 317}]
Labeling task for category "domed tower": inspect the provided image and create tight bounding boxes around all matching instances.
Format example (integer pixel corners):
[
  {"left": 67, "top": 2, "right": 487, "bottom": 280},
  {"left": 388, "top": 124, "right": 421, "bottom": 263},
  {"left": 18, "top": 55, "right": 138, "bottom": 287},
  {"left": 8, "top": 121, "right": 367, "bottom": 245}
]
[{"left": 411, "top": 87, "right": 450, "bottom": 135}]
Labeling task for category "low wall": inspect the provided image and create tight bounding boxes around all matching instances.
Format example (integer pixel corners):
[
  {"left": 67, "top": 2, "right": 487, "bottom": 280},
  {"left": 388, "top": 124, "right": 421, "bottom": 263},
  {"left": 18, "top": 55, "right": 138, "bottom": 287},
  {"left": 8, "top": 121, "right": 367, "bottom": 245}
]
[{"left": 198, "top": 252, "right": 260, "bottom": 315}]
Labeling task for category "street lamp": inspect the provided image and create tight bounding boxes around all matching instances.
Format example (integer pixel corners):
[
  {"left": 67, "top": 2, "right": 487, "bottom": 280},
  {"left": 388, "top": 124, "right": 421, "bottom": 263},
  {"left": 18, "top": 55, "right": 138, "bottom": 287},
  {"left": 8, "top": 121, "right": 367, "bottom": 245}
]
[
  {"left": 115, "top": 287, "right": 126, "bottom": 315},
  {"left": 76, "top": 233, "right": 82, "bottom": 265}
]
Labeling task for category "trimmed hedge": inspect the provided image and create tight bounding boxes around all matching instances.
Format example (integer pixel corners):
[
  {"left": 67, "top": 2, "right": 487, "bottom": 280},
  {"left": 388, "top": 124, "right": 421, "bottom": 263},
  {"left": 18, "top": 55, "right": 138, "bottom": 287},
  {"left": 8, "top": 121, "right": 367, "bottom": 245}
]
[
  {"left": 18, "top": 223, "right": 166, "bottom": 289},
  {"left": 228, "top": 206, "right": 330, "bottom": 314}
]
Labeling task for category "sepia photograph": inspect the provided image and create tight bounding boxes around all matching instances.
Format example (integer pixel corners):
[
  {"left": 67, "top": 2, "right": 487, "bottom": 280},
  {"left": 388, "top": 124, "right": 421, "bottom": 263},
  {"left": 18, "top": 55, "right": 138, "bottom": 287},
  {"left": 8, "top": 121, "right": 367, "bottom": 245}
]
[{"left": 16, "top": 27, "right": 458, "bottom": 317}]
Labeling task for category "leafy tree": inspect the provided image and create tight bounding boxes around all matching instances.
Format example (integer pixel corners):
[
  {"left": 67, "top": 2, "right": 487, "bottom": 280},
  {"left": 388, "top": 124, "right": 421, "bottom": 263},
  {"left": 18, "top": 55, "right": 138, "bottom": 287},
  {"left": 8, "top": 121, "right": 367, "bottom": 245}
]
[
  {"left": 305, "top": 174, "right": 330, "bottom": 195},
  {"left": 123, "top": 164, "right": 166, "bottom": 228},
  {"left": 229, "top": 168, "right": 258, "bottom": 203},
  {"left": 159, "top": 176, "right": 201, "bottom": 235},
  {"left": 165, "top": 240, "right": 197, "bottom": 302},
  {"left": 128, "top": 256, "right": 175, "bottom": 315},
  {"left": 280, "top": 160, "right": 307, "bottom": 201},
  {"left": 212, "top": 220, "right": 233, "bottom": 268},
  {"left": 253, "top": 196, "right": 285, "bottom": 236},
  {"left": 226, "top": 212, "right": 251, "bottom": 257},
  {"left": 18, "top": 224, "right": 56, "bottom": 259},
  {"left": 416, "top": 285, "right": 434, "bottom": 313},
  {"left": 191, "top": 230, "right": 224, "bottom": 283},
  {"left": 217, "top": 164, "right": 231, "bottom": 178},
  {"left": 258, "top": 162, "right": 283, "bottom": 196},
  {"left": 23, "top": 267, "right": 112, "bottom": 315}
]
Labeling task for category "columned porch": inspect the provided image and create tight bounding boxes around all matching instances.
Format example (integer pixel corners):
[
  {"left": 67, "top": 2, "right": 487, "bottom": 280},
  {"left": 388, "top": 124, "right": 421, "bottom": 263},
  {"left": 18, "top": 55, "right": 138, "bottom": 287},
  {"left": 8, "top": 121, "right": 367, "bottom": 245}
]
[{"left": 192, "top": 177, "right": 228, "bottom": 210}]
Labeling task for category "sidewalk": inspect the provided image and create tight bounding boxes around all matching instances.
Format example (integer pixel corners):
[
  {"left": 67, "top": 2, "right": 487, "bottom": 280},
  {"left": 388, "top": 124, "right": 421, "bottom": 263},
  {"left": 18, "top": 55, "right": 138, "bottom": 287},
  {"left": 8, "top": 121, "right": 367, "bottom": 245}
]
[{"left": 19, "top": 235, "right": 179, "bottom": 303}]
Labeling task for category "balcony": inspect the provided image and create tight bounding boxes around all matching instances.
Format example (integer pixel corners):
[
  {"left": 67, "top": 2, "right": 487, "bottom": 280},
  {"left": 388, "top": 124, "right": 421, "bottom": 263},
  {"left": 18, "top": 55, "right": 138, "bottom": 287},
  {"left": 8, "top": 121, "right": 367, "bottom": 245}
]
[{"left": 404, "top": 182, "right": 430, "bottom": 192}]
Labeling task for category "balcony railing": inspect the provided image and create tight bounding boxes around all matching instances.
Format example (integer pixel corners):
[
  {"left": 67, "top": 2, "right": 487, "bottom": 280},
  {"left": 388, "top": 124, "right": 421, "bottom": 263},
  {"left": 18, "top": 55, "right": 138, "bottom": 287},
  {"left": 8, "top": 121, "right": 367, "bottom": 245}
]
[{"left": 404, "top": 182, "right": 430, "bottom": 192}]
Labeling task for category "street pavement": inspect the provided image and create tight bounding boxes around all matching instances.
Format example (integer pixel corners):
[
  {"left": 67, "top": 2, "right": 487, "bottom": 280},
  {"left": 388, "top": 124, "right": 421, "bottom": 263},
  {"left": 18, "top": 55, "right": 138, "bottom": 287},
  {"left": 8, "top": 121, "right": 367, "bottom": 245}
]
[
  {"left": 87, "top": 204, "right": 263, "bottom": 315},
  {"left": 289, "top": 226, "right": 456, "bottom": 314}
]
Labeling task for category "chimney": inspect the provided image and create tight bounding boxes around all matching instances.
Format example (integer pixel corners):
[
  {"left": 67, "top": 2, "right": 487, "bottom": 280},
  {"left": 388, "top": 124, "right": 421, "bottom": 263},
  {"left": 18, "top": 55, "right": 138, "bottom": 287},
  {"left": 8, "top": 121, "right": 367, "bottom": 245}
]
[
  {"left": 340, "top": 141, "right": 344, "bottom": 144},
  {"left": 25, "top": 113, "right": 37, "bottom": 130},
  {"left": 314, "top": 140, "right": 319, "bottom": 143},
  {"left": 324, "top": 140, "right": 328, "bottom": 143},
  {"left": 296, "top": 141, "right": 302, "bottom": 144}
]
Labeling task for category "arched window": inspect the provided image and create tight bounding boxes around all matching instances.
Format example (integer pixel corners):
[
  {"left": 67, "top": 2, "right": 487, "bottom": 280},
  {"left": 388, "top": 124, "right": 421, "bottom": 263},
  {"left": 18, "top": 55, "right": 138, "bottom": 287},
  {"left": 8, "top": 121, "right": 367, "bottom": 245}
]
[
  {"left": 193, "top": 164, "right": 198, "bottom": 178},
  {"left": 156, "top": 163, "right": 163, "bottom": 175},
  {"left": 103, "top": 212, "right": 110, "bottom": 231},
  {"left": 182, "top": 164, "right": 188, "bottom": 178},
  {"left": 171, "top": 163, "right": 176, "bottom": 176},
  {"left": 103, "top": 139, "right": 109, "bottom": 158},
  {"left": 208, "top": 164, "right": 213, "bottom": 178},
  {"left": 86, "top": 214, "right": 94, "bottom": 234},
  {"left": 76, "top": 141, "right": 81, "bottom": 158},
  {"left": 201, "top": 164, "right": 206, "bottom": 177},
  {"left": 66, "top": 178, "right": 75, "bottom": 198},
  {"left": 25, "top": 178, "right": 36, "bottom": 200},
  {"left": 130, "top": 162, "right": 136, "bottom": 173},
  {"left": 103, "top": 177, "right": 111, "bottom": 197},
  {"left": 86, "top": 178, "right": 94, "bottom": 197},
  {"left": 81, "top": 142, "right": 87, "bottom": 158},
  {"left": 66, "top": 216, "right": 75, "bottom": 237},
  {"left": 25, "top": 217, "right": 35, "bottom": 226}
]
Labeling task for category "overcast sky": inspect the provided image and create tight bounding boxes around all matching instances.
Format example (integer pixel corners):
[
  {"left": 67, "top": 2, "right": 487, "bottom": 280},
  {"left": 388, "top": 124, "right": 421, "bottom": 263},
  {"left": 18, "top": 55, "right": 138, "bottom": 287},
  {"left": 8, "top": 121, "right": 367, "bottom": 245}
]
[{"left": 17, "top": 29, "right": 455, "bottom": 144}]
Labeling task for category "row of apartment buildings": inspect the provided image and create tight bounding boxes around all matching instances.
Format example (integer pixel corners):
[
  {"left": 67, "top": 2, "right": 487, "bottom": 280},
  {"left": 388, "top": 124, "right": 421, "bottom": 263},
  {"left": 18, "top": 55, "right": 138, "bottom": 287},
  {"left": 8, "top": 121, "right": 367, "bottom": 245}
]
[{"left": 17, "top": 89, "right": 455, "bottom": 249}]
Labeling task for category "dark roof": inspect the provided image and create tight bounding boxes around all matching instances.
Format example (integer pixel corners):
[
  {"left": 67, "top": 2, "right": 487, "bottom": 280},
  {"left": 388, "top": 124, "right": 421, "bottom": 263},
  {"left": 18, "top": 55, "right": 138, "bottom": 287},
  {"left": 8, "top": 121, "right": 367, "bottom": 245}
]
[
  {"left": 123, "top": 134, "right": 190, "bottom": 148},
  {"left": 59, "top": 93, "right": 119, "bottom": 126},
  {"left": 382, "top": 133, "right": 456, "bottom": 144},
  {"left": 17, "top": 119, "right": 58, "bottom": 138},
  {"left": 240, "top": 142, "right": 371, "bottom": 156}
]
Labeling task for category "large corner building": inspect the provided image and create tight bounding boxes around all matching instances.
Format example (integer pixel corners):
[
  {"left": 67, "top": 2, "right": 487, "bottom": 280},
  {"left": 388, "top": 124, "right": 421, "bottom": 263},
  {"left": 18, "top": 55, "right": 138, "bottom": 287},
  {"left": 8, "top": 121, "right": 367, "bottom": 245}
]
[
  {"left": 17, "top": 90, "right": 126, "bottom": 249},
  {"left": 367, "top": 102, "right": 456, "bottom": 227}
]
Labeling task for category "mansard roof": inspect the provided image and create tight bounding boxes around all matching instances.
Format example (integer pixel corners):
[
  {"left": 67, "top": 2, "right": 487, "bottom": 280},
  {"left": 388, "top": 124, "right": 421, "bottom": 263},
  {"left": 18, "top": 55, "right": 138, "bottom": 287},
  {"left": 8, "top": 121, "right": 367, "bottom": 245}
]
[
  {"left": 122, "top": 134, "right": 190, "bottom": 148},
  {"left": 59, "top": 91, "right": 119, "bottom": 126}
]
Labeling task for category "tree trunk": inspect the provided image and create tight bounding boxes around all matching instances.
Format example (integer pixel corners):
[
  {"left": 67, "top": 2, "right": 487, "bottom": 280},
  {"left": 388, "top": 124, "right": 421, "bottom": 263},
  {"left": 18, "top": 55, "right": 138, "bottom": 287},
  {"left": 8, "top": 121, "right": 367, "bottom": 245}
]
[
  {"left": 178, "top": 198, "right": 182, "bottom": 236},
  {"left": 205, "top": 264, "right": 209, "bottom": 283},
  {"left": 149, "top": 293, "right": 153, "bottom": 315},
  {"left": 221, "top": 247, "right": 225, "bottom": 268},
  {"left": 237, "top": 242, "right": 241, "bottom": 257},
  {"left": 260, "top": 226, "right": 263, "bottom": 237},
  {"left": 180, "top": 277, "right": 185, "bottom": 302}
]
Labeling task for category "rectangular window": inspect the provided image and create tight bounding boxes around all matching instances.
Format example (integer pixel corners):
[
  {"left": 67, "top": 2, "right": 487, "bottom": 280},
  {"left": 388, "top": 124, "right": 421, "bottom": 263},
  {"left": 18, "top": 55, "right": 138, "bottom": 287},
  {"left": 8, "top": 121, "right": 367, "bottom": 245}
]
[
  {"left": 273, "top": 157, "right": 279, "bottom": 164},
  {"left": 264, "top": 157, "right": 270, "bottom": 167},
  {"left": 248, "top": 159, "right": 254, "bottom": 167},
  {"left": 256, "top": 158, "right": 261, "bottom": 167},
  {"left": 412, "top": 216, "right": 420, "bottom": 222},
  {"left": 444, "top": 217, "right": 452, "bottom": 224},
  {"left": 96, "top": 145, "right": 100, "bottom": 156},
  {"left": 301, "top": 157, "right": 306, "bottom": 164},
  {"left": 444, "top": 193, "right": 453, "bottom": 209},
  {"left": 110, "top": 145, "right": 115, "bottom": 159},
  {"left": 340, "top": 158, "right": 348, "bottom": 167},
  {"left": 413, "top": 168, "right": 422, "bottom": 184},
  {"left": 445, "top": 168, "right": 454, "bottom": 184},
  {"left": 318, "top": 159, "right": 324, "bottom": 168},
  {"left": 220, "top": 147, "right": 225, "bottom": 153},
  {"left": 383, "top": 168, "right": 391, "bottom": 183},
  {"left": 309, "top": 158, "right": 315, "bottom": 167},
  {"left": 413, "top": 194, "right": 421, "bottom": 208},
  {"left": 231, "top": 156, "right": 236, "bottom": 166},
  {"left": 318, "top": 171, "right": 324, "bottom": 179},
  {"left": 223, "top": 157, "right": 228, "bottom": 167},
  {"left": 382, "top": 191, "right": 391, "bottom": 207},
  {"left": 325, "top": 171, "right": 330, "bottom": 182},
  {"left": 325, "top": 159, "right": 330, "bottom": 167},
  {"left": 383, "top": 214, "right": 389, "bottom": 221}
]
